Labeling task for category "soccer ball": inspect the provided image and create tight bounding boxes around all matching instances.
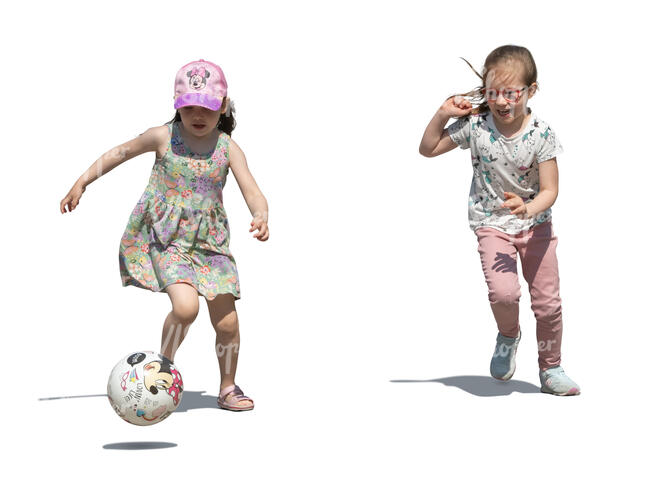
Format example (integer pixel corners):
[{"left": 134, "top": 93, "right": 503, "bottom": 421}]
[{"left": 107, "top": 351, "right": 184, "bottom": 426}]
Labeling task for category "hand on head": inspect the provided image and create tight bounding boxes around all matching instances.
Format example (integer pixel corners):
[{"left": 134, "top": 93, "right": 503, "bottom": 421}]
[{"left": 440, "top": 94, "right": 475, "bottom": 118}]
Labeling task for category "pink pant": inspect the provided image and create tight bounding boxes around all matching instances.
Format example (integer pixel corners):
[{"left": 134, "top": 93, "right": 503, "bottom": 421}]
[{"left": 475, "top": 220, "right": 562, "bottom": 370}]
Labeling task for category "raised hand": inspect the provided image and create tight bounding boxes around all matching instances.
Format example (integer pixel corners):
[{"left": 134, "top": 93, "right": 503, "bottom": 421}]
[{"left": 439, "top": 94, "right": 476, "bottom": 118}]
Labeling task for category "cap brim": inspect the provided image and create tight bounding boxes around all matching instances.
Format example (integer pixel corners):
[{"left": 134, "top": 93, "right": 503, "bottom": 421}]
[{"left": 174, "top": 93, "right": 223, "bottom": 111}]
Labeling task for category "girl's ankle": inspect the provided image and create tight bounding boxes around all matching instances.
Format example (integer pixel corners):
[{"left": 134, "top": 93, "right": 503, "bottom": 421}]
[{"left": 219, "top": 382, "right": 235, "bottom": 392}]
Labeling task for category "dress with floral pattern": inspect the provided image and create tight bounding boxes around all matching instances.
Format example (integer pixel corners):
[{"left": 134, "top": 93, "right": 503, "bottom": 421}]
[{"left": 119, "top": 120, "right": 241, "bottom": 301}]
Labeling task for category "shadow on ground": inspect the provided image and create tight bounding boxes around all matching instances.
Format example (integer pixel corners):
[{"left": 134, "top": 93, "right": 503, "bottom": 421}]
[
  {"left": 391, "top": 376, "right": 540, "bottom": 396},
  {"left": 38, "top": 390, "right": 228, "bottom": 449},
  {"left": 103, "top": 441, "right": 177, "bottom": 450}
]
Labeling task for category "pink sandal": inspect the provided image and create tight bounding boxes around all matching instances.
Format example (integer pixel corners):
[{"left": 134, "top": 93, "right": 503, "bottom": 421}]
[{"left": 218, "top": 384, "right": 255, "bottom": 411}]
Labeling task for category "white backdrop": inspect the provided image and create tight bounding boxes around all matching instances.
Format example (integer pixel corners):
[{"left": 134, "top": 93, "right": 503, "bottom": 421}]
[{"left": 3, "top": 0, "right": 647, "bottom": 478}]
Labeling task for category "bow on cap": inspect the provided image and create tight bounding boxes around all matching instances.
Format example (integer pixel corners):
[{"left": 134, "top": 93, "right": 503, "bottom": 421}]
[{"left": 191, "top": 66, "right": 206, "bottom": 77}]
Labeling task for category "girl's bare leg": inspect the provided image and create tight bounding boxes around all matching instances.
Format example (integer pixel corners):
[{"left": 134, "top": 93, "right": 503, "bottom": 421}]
[
  {"left": 160, "top": 283, "right": 200, "bottom": 363},
  {"left": 206, "top": 294, "right": 251, "bottom": 407}
]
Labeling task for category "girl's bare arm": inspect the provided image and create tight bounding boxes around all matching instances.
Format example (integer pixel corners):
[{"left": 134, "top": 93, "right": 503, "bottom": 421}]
[
  {"left": 525, "top": 158, "right": 559, "bottom": 216},
  {"left": 419, "top": 96, "right": 473, "bottom": 157},
  {"left": 60, "top": 126, "right": 167, "bottom": 213},
  {"left": 228, "top": 138, "right": 268, "bottom": 223},
  {"left": 419, "top": 108, "right": 456, "bottom": 157},
  {"left": 76, "top": 126, "right": 167, "bottom": 188}
]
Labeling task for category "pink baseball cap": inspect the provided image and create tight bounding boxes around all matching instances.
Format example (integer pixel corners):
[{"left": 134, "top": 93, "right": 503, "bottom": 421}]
[{"left": 173, "top": 59, "right": 228, "bottom": 111}]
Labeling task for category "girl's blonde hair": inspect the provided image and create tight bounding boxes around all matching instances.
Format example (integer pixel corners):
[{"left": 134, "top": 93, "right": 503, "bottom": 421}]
[{"left": 451, "top": 44, "right": 539, "bottom": 116}]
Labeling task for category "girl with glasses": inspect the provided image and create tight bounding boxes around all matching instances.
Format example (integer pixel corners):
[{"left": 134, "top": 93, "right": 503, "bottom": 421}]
[{"left": 418, "top": 45, "right": 580, "bottom": 396}]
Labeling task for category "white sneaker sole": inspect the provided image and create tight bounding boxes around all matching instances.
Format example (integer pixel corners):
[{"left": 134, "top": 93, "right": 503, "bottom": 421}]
[{"left": 540, "top": 384, "right": 581, "bottom": 396}]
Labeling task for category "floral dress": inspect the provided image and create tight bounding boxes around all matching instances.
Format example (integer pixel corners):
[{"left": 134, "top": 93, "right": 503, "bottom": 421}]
[{"left": 119, "top": 120, "right": 241, "bottom": 301}]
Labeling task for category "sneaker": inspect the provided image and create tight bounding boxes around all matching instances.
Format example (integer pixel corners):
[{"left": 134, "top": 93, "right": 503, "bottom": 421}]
[
  {"left": 539, "top": 366, "right": 581, "bottom": 396},
  {"left": 490, "top": 329, "right": 521, "bottom": 381}
]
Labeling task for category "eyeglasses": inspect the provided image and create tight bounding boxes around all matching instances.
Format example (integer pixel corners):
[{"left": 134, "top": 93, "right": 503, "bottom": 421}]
[{"left": 481, "top": 86, "right": 529, "bottom": 103}]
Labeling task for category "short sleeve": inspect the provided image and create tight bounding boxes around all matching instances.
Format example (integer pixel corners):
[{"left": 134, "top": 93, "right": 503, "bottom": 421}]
[
  {"left": 536, "top": 126, "right": 564, "bottom": 163},
  {"left": 447, "top": 115, "right": 471, "bottom": 150}
]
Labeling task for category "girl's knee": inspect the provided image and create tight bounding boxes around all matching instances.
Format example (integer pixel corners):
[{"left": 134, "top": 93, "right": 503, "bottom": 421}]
[
  {"left": 214, "top": 312, "right": 239, "bottom": 335},
  {"left": 489, "top": 288, "right": 521, "bottom": 305},
  {"left": 172, "top": 300, "right": 199, "bottom": 324},
  {"left": 531, "top": 299, "right": 562, "bottom": 319},
  {"left": 166, "top": 283, "right": 200, "bottom": 323},
  {"left": 170, "top": 294, "right": 199, "bottom": 324}
]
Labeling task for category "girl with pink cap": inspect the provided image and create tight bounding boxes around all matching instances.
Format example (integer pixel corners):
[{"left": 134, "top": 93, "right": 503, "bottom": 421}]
[{"left": 60, "top": 59, "right": 268, "bottom": 411}]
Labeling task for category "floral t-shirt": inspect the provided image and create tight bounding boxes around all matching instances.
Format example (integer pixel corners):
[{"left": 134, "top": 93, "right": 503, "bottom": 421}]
[{"left": 447, "top": 107, "right": 564, "bottom": 234}]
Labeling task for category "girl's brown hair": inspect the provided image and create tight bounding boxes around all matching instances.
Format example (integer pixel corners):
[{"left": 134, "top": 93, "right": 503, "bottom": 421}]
[
  {"left": 451, "top": 45, "right": 539, "bottom": 116},
  {"left": 165, "top": 99, "right": 237, "bottom": 136}
]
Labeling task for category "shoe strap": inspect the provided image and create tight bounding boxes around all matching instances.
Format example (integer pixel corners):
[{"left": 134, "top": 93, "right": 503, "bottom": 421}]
[
  {"left": 220, "top": 384, "right": 250, "bottom": 401},
  {"left": 220, "top": 384, "right": 237, "bottom": 397}
]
